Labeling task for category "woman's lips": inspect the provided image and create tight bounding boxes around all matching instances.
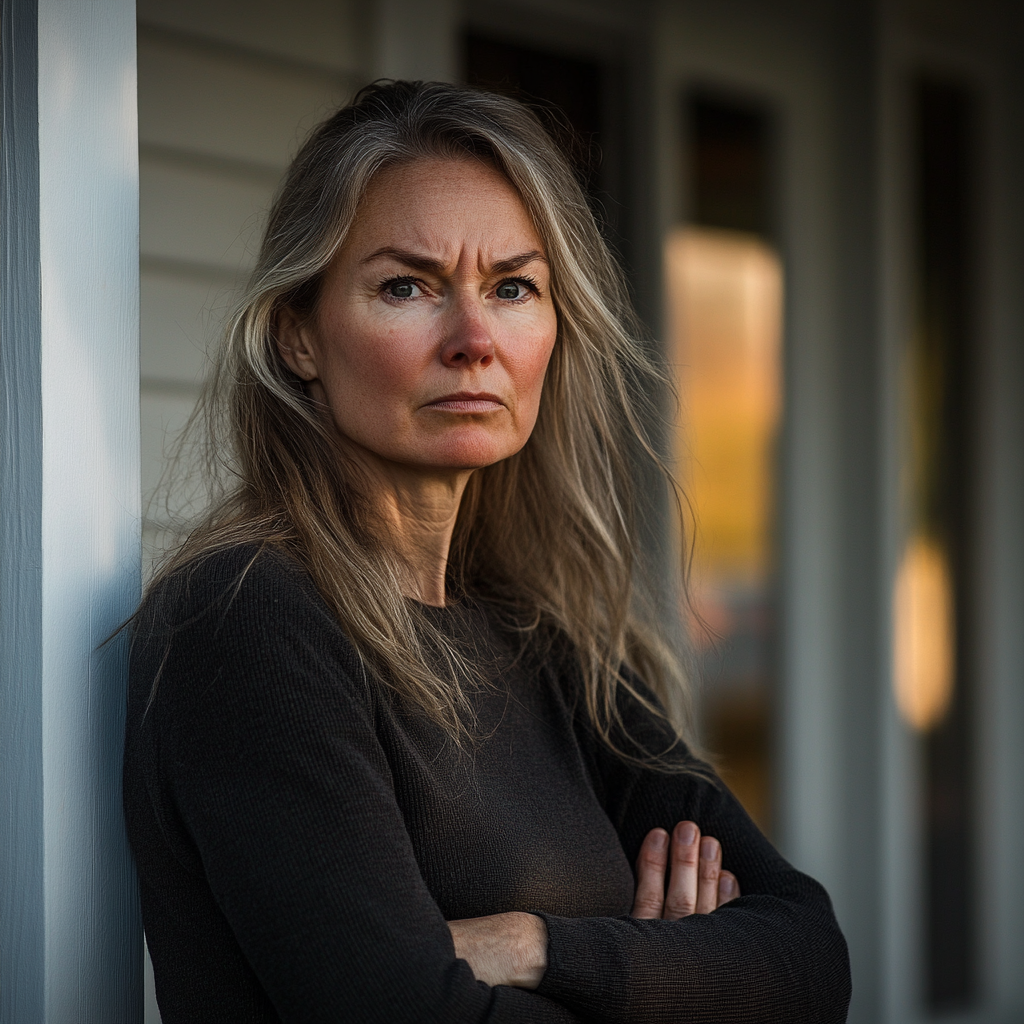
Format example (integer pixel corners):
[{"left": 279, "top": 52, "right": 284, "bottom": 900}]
[{"left": 423, "top": 392, "right": 505, "bottom": 413}]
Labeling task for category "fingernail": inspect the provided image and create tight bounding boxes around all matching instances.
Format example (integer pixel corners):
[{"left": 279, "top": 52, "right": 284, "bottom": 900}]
[
  {"left": 700, "top": 837, "right": 718, "bottom": 861},
  {"left": 720, "top": 875, "right": 736, "bottom": 897},
  {"left": 650, "top": 830, "right": 668, "bottom": 852},
  {"left": 678, "top": 822, "right": 698, "bottom": 845}
]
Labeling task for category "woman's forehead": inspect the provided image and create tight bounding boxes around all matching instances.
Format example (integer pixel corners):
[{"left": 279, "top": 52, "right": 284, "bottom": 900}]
[{"left": 342, "top": 157, "right": 546, "bottom": 262}]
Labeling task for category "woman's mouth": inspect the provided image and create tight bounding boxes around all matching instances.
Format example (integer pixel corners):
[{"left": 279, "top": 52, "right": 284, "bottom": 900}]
[{"left": 423, "top": 392, "right": 505, "bottom": 413}]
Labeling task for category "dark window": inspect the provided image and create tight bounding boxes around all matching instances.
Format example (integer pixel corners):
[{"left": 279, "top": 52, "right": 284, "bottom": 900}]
[
  {"left": 689, "top": 92, "right": 773, "bottom": 238},
  {"left": 463, "top": 33, "right": 625, "bottom": 247},
  {"left": 912, "top": 76, "right": 979, "bottom": 1016}
]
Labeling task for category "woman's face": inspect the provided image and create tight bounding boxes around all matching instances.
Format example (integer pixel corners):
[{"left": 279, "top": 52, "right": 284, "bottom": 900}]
[{"left": 278, "top": 157, "right": 558, "bottom": 479}]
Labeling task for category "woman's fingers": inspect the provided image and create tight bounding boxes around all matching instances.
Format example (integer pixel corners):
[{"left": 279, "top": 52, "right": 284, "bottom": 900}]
[
  {"left": 663, "top": 821, "right": 700, "bottom": 919},
  {"left": 694, "top": 836, "right": 722, "bottom": 914},
  {"left": 631, "top": 828, "right": 669, "bottom": 918},
  {"left": 718, "top": 870, "right": 740, "bottom": 906},
  {"left": 634, "top": 822, "right": 738, "bottom": 920}
]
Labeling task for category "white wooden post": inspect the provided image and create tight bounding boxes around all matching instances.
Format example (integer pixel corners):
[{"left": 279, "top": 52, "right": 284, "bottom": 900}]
[{"left": 1, "top": 0, "right": 142, "bottom": 1020}]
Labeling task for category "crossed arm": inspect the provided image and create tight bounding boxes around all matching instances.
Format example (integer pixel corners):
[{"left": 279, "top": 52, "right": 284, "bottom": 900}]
[
  {"left": 449, "top": 819, "right": 740, "bottom": 989},
  {"left": 136, "top": 551, "right": 850, "bottom": 1022}
]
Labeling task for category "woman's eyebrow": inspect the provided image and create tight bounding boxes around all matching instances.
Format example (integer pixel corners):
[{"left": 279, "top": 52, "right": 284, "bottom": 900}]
[
  {"left": 360, "top": 247, "right": 547, "bottom": 275},
  {"left": 361, "top": 247, "right": 447, "bottom": 273},
  {"left": 491, "top": 250, "right": 548, "bottom": 275}
]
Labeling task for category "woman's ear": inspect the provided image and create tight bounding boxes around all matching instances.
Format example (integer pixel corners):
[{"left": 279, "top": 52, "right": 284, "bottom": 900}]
[{"left": 276, "top": 307, "right": 319, "bottom": 381}]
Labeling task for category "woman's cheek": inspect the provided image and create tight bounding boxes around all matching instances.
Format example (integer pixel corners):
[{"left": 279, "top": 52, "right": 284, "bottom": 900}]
[
  {"left": 515, "top": 328, "right": 557, "bottom": 413},
  {"left": 328, "top": 326, "right": 431, "bottom": 400}
]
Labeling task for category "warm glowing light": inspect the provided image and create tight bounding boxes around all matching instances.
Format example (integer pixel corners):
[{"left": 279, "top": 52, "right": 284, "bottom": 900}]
[
  {"left": 893, "top": 536, "right": 955, "bottom": 730},
  {"left": 665, "top": 226, "right": 783, "bottom": 580}
]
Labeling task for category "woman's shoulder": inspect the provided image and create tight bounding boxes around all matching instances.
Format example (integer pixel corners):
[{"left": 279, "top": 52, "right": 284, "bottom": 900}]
[
  {"left": 135, "top": 541, "right": 334, "bottom": 648},
  {"left": 130, "top": 542, "right": 369, "bottom": 717}
]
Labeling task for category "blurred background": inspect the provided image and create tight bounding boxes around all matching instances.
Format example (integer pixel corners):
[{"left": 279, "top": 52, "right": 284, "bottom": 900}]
[{"left": 135, "top": 1, "right": 1024, "bottom": 1021}]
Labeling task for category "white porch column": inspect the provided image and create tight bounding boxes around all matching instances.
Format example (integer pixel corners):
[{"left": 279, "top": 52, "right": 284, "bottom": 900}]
[{"left": 0, "top": 0, "right": 142, "bottom": 1020}]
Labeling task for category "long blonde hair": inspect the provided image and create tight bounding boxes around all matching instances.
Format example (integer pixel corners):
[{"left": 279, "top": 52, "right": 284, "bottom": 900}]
[{"left": 155, "top": 80, "right": 696, "bottom": 759}]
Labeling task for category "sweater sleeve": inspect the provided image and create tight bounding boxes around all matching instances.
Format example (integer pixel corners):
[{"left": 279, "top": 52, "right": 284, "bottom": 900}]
[
  {"left": 533, "top": 678, "right": 851, "bottom": 1024},
  {"left": 134, "top": 549, "right": 583, "bottom": 1024}
]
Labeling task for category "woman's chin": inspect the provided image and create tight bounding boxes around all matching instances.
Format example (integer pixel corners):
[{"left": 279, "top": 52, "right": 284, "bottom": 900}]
[
  {"left": 411, "top": 433, "right": 526, "bottom": 472},
  {"left": 420, "top": 449, "right": 514, "bottom": 473},
  {"left": 359, "top": 441, "right": 519, "bottom": 478}
]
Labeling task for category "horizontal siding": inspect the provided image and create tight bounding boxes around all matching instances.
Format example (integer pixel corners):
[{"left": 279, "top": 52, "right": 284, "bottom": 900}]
[
  {"left": 140, "top": 270, "right": 226, "bottom": 385},
  {"left": 140, "top": 155, "right": 273, "bottom": 272},
  {"left": 136, "top": 0, "right": 363, "bottom": 75},
  {"left": 138, "top": 3, "right": 367, "bottom": 566},
  {"left": 138, "top": 28, "right": 350, "bottom": 171},
  {"left": 140, "top": 391, "right": 200, "bottom": 509}
]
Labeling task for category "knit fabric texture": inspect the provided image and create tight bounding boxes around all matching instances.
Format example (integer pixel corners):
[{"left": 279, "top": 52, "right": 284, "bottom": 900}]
[{"left": 124, "top": 544, "right": 851, "bottom": 1023}]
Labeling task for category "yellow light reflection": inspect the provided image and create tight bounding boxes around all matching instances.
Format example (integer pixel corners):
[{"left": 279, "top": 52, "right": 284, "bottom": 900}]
[
  {"left": 665, "top": 227, "right": 783, "bottom": 581},
  {"left": 893, "top": 536, "right": 955, "bottom": 731}
]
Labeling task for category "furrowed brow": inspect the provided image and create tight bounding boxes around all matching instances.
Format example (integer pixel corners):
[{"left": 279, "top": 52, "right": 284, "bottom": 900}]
[
  {"left": 491, "top": 250, "right": 547, "bottom": 275},
  {"left": 360, "top": 247, "right": 448, "bottom": 274},
  {"left": 360, "top": 247, "right": 548, "bottom": 276}
]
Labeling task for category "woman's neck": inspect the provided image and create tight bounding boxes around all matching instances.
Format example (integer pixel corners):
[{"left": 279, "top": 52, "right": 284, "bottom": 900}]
[{"left": 356, "top": 456, "right": 473, "bottom": 607}]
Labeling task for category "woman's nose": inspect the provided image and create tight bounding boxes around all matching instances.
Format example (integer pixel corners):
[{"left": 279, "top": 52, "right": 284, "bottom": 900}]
[{"left": 439, "top": 296, "right": 495, "bottom": 368}]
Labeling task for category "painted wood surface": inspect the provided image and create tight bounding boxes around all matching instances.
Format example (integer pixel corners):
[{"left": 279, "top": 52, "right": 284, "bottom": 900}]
[{"left": 1, "top": 0, "right": 142, "bottom": 1020}]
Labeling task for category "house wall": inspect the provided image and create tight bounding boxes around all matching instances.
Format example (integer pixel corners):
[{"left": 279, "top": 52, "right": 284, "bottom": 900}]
[{"left": 136, "top": 0, "right": 367, "bottom": 568}]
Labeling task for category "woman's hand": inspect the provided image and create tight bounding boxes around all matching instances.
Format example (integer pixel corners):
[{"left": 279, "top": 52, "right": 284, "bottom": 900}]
[
  {"left": 631, "top": 820, "right": 740, "bottom": 919},
  {"left": 447, "top": 911, "right": 548, "bottom": 989},
  {"left": 448, "top": 820, "right": 738, "bottom": 987}
]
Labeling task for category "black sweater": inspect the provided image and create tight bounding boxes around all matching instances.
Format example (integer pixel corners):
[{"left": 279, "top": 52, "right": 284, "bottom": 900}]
[{"left": 123, "top": 544, "right": 850, "bottom": 1023}]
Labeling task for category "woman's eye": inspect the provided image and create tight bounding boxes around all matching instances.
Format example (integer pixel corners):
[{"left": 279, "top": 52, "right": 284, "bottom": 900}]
[
  {"left": 496, "top": 280, "right": 530, "bottom": 300},
  {"left": 384, "top": 278, "right": 419, "bottom": 299}
]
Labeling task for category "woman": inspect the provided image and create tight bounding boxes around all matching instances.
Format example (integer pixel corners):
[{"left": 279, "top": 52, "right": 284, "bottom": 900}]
[{"left": 124, "top": 81, "right": 850, "bottom": 1022}]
